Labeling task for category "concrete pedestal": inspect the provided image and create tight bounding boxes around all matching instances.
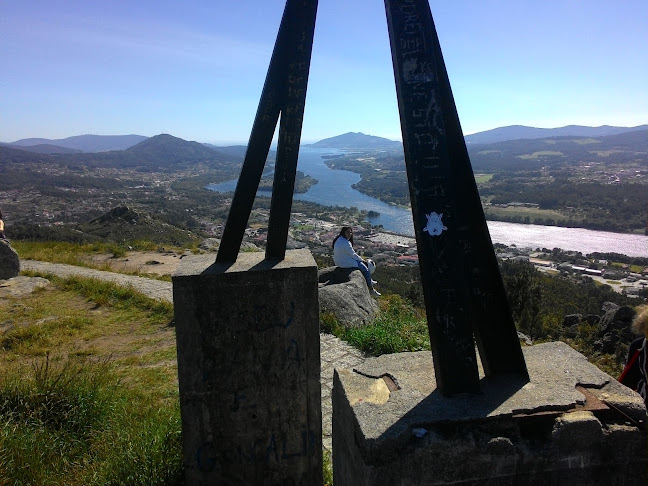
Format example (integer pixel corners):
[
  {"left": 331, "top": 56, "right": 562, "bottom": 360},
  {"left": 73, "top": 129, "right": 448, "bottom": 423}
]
[
  {"left": 173, "top": 249, "right": 322, "bottom": 485},
  {"left": 333, "top": 342, "right": 647, "bottom": 485}
]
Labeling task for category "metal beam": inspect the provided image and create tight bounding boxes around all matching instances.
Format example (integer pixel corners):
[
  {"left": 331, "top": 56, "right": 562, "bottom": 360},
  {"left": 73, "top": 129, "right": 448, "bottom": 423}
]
[
  {"left": 384, "top": 0, "right": 528, "bottom": 394},
  {"left": 266, "top": 1, "right": 319, "bottom": 260},
  {"left": 216, "top": 0, "right": 318, "bottom": 263}
]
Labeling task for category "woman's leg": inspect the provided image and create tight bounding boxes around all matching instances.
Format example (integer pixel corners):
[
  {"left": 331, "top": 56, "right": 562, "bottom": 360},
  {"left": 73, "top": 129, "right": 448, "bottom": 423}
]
[{"left": 356, "top": 261, "right": 372, "bottom": 288}]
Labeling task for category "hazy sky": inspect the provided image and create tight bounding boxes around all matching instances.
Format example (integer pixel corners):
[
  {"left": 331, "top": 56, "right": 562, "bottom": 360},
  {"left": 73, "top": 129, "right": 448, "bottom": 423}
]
[{"left": 2, "top": 0, "right": 647, "bottom": 144}]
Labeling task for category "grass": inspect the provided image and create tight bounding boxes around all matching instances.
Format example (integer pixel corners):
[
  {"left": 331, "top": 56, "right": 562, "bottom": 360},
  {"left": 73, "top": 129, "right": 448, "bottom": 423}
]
[
  {"left": 0, "top": 354, "right": 183, "bottom": 486},
  {"left": 12, "top": 240, "right": 182, "bottom": 280},
  {"left": 13, "top": 240, "right": 137, "bottom": 262},
  {"left": 518, "top": 151, "right": 564, "bottom": 159},
  {"left": 483, "top": 205, "right": 568, "bottom": 223},
  {"left": 0, "top": 274, "right": 182, "bottom": 485},
  {"left": 2, "top": 267, "right": 332, "bottom": 484},
  {"left": 474, "top": 173, "right": 494, "bottom": 184},
  {"left": 322, "top": 295, "right": 430, "bottom": 356}
]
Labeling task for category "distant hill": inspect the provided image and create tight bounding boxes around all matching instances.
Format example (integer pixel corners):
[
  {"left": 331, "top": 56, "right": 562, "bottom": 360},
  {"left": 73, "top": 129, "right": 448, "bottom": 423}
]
[
  {"left": 309, "top": 132, "right": 401, "bottom": 150},
  {"left": 1, "top": 134, "right": 244, "bottom": 172},
  {"left": 81, "top": 206, "right": 196, "bottom": 247},
  {"left": 10, "top": 134, "right": 148, "bottom": 152},
  {"left": 3, "top": 143, "right": 82, "bottom": 155},
  {"left": 468, "top": 128, "right": 648, "bottom": 171},
  {"left": 125, "top": 134, "right": 234, "bottom": 163},
  {"left": 465, "top": 125, "right": 648, "bottom": 145},
  {"left": 204, "top": 145, "right": 248, "bottom": 158}
]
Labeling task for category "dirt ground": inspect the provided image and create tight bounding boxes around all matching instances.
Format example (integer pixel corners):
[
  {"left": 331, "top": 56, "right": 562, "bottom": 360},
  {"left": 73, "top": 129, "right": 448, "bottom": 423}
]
[{"left": 83, "top": 250, "right": 206, "bottom": 276}]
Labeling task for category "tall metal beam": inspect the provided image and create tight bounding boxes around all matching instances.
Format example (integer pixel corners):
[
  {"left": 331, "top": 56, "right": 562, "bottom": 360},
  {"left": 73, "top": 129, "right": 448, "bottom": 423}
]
[
  {"left": 266, "top": 1, "right": 319, "bottom": 260},
  {"left": 216, "top": 0, "right": 318, "bottom": 263},
  {"left": 384, "top": 0, "right": 528, "bottom": 395}
]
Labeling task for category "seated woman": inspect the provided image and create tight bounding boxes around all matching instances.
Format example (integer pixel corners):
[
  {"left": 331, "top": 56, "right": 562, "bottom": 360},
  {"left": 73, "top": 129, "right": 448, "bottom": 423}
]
[
  {"left": 332, "top": 226, "right": 380, "bottom": 297},
  {"left": 0, "top": 210, "right": 6, "bottom": 240},
  {"left": 619, "top": 305, "right": 648, "bottom": 407}
]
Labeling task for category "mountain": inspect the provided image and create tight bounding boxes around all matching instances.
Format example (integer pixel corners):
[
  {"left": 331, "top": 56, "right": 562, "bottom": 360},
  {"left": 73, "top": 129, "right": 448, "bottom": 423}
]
[
  {"left": 2, "top": 143, "right": 82, "bottom": 155},
  {"left": 468, "top": 128, "right": 648, "bottom": 171},
  {"left": 1, "top": 134, "right": 244, "bottom": 172},
  {"left": 204, "top": 144, "right": 248, "bottom": 158},
  {"left": 465, "top": 125, "right": 648, "bottom": 145},
  {"left": 309, "top": 132, "right": 401, "bottom": 150},
  {"left": 10, "top": 134, "right": 148, "bottom": 152},
  {"left": 125, "top": 134, "right": 234, "bottom": 162}
]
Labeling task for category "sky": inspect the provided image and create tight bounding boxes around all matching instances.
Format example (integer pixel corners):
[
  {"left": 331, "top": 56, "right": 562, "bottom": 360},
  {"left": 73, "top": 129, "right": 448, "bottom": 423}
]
[{"left": 2, "top": 0, "right": 647, "bottom": 145}]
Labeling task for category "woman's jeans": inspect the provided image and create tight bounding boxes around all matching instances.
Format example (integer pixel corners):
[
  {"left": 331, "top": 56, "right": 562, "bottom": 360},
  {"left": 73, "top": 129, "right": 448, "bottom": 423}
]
[{"left": 356, "top": 261, "right": 372, "bottom": 288}]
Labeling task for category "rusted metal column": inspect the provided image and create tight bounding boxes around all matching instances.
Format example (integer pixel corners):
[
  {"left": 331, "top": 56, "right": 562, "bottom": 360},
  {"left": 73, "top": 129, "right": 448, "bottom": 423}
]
[
  {"left": 384, "top": 0, "right": 528, "bottom": 395},
  {"left": 216, "top": 0, "right": 318, "bottom": 263}
]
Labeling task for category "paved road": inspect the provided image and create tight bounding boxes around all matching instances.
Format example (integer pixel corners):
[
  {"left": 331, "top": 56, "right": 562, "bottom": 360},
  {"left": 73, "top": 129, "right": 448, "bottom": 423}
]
[{"left": 21, "top": 260, "right": 365, "bottom": 451}]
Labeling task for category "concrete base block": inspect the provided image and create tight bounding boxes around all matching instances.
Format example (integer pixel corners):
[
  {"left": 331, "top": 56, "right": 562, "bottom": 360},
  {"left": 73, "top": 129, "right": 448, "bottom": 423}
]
[
  {"left": 173, "top": 249, "right": 322, "bottom": 485},
  {"left": 333, "top": 342, "right": 647, "bottom": 485}
]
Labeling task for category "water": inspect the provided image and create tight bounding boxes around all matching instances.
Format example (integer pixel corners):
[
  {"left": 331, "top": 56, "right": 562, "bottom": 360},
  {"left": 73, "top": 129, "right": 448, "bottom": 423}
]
[{"left": 208, "top": 147, "right": 648, "bottom": 258}]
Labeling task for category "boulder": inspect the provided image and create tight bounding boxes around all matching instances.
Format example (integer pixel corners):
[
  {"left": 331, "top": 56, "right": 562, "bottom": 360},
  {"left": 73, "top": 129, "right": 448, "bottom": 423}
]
[
  {"left": 199, "top": 238, "right": 220, "bottom": 251},
  {"left": 0, "top": 240, "right": 20, "bottom": 280},
  {"left": 563, "top": 314, "right": 582, "bottom": 328},
  {"left": 594, "top": 333, "right": 616, "bottom": 354},
  {"left": 562, "top": 314, "right": 582, "bottom": 338},
  {"left": 0, "top": 276, "right": 50, "bottom": 298},
  {"left": 584, "top": 314, "right": 600, "bottom": 325},
  {"left": 598, "top": 303, "right": 635, "bottom": 335},
  {"left": 318, "top": 266, "right": 378, "bottom": 328},
  {"left": 517, "top": 331, "right": 532, "bottom": 346}
]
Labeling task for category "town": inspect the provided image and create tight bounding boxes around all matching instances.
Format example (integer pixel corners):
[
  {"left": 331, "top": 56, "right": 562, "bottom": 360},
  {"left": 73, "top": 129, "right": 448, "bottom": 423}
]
[{"left": 238, "top": 208, "right": 648, "bottom": 298}]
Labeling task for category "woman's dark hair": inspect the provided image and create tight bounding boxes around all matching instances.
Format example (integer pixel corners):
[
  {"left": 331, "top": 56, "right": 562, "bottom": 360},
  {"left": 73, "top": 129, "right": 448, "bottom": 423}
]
[{"left": 332, "top": 226, "right": 353, "bottom": 248}]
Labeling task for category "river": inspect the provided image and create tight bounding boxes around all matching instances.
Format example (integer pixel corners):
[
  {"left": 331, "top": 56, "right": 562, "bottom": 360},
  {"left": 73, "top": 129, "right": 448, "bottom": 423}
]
[{"left": 208, "top": 147, "right": 648, "bottom": 258}]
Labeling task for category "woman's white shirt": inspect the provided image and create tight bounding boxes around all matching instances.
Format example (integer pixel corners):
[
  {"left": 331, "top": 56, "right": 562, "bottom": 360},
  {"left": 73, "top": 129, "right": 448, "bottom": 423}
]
[{"left": 333, "top": 236, "right": 362, "bottom": 268}]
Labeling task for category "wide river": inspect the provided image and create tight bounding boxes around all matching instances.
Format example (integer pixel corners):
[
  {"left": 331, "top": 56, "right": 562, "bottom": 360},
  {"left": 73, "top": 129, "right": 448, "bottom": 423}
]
[{"left": 208, "top": 147, "right": 648, "bottom": 258}]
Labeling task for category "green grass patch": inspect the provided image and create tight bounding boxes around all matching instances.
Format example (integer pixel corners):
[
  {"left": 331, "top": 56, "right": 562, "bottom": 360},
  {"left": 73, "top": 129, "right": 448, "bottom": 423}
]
[
  {"left": 568, "top": 138, "right": 601, "bottom": 145},
  {"left": 13, "top": 240, "right": 130, "bottom": 262},
  {"left": 57, "top": 275, "right": 173, "bottom": 321},
  {"left": 474, "top": 173, "right": 494, "bottom": 183},
  {"left": 591, "top": 150, "right": 624, "bottom": 157},
  {"left": 518, "top": 151, "right": 564, "bottom": 159},
  {"left": 0, "top": 355, "right": 183, "bottom": 485},
  {"left": 0, "top": 273, "right": 181, "bottom": 485},
  {"left": 335, "top": 295, "right": 430, "bottom": 356},
  {"left": 483, "top": 205, "right": 567, "bottom": 222}
]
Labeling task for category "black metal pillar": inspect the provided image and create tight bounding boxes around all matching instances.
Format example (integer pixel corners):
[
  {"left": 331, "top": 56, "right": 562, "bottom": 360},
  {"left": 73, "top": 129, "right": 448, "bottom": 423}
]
[
  {"left": 265, "top": 2, "right": 318, "bottom": 260},
  {"left": 384, "top": 0, "right": 528, "bottom": 395},
  {"left": 216, "top": 0, "right": 318, "bottom": 263}
]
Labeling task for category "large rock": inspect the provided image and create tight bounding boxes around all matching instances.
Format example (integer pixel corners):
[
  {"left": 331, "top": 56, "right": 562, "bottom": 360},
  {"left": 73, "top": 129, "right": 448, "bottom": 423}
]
[
  {"left": 0, "top": 241, "right": 20, "bottom": 280},
  {"left": 563, "top": 314, "right": 582, "bottom": 327},
  {"left": 598, "top": 302, "right": 635, "bottom": 334},
  {"left": 593, "top": 303, "right": 636, "bottom": 353},
  {"left": 318, "top": 267, "right": 378, "bottom": 328}
]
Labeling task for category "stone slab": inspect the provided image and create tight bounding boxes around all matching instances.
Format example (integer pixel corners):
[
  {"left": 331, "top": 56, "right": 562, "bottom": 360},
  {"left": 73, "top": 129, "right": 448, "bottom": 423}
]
[
  {"left": 333, "top": 342, "right": 647, "bottom": 485},
  {"left": 173, "top": 249, "right": 322, "bottom": 485},
  {"left": 174, "top": 248, "right": 316, "bottom": 277}
]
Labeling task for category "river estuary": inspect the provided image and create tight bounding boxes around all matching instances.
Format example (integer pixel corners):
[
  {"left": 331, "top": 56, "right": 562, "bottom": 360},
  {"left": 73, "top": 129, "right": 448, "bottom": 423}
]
[{"left": 208, "top": 147, "right": 648, "bottom": 258}]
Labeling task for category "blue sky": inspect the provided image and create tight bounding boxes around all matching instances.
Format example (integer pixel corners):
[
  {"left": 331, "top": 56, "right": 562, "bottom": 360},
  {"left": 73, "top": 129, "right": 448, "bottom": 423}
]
[{"left": 2, "top": 0, "right": 647, "bottom": 144}]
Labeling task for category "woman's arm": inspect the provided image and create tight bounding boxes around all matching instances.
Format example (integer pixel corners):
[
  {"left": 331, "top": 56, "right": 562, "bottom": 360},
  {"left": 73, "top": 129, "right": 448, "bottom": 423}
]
[{"left": 342, "top": 239, "right": 362, "bottom": 262}]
